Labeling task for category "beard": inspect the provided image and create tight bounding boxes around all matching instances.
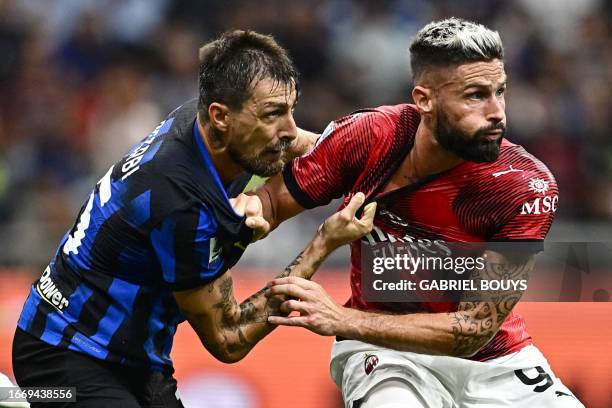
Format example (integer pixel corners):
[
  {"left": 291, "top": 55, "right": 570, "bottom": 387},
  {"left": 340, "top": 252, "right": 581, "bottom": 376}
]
[
  {"left": 227, "top": 138, "right": 292, "bottom": 177},
  {"left": 434, "top": 109, "right": 505, "bottom": 163}
]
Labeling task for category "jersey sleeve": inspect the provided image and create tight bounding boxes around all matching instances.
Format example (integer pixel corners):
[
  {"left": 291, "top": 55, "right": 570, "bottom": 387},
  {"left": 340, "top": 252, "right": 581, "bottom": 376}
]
[
  {"left": 490, "top": 172, "right": 559, "bottom": 251},
  {"left": 150, "top": 203, "right": 225, "bottom": 291},
  {"left": 282, "top": 112, "right": 379, "bottom": 208}
]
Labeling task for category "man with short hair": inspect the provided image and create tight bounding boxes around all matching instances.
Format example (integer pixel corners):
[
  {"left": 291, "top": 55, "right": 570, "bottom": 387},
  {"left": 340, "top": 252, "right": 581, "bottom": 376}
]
[
  {"left": 256, "top": 18, "right": 584, "bottom": 407},
  {"left": 12, "top": 30, "right": 374, "bottom": 407}
]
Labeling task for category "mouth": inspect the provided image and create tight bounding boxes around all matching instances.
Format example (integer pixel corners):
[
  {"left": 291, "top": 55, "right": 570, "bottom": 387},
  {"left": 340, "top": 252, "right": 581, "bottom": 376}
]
[
  {"left": 483, "top": 130, "right": 503, "bottom": 141},
  {"left": 263, "top": 149, "right": 283, "bottom": 158}
]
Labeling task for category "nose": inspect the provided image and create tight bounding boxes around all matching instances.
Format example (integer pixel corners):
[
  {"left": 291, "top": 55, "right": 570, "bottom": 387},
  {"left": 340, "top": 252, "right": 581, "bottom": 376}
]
[
  {"left": 486, "top": 94, "right": 505, "bottom": 123},
  {"left": 279, "top": 111, "right": 298, "bottom": 143}
]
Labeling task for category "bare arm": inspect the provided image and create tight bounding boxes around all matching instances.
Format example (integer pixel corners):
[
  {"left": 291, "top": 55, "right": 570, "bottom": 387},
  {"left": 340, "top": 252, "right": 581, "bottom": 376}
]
[
  {"left": 253, "top": 171, "right": 305, "bottom": 232},
  {"left": 174, "top": 194, "right": 376, "bottom": 363},
  {"left": 267, "top": 249, "right": 534, "bottom": 357},
  {"left": 173, "top": 235, "right": 327, "bottom": 363}
]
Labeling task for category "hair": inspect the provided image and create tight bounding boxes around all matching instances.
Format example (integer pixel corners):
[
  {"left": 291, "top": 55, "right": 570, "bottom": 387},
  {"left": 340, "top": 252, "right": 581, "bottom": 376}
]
[
  {"left": 409, "top": 17, "right": 504, "bottom": 83},
  {"left": 197, "top": 29, "right": 299, "bottom": 119}
]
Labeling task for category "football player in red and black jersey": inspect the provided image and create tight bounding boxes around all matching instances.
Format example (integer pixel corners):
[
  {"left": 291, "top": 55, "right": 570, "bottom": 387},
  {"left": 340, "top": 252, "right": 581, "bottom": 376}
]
[{"left": 256, "top": 18, "right": 583, "bottom": 408}]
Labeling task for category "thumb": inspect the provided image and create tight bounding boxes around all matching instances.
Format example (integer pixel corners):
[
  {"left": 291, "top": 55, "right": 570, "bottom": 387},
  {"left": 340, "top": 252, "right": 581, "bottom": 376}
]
[
  {"left": 358, "top": 202, "right": 377, "bottom": 230},
  {"left": 341, "top": 192, "right": 366, "bottom": 219}
]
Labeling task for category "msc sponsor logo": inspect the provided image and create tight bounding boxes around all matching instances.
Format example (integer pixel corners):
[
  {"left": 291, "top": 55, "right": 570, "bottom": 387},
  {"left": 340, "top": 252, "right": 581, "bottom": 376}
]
[
  {"left": 520, "top": 194, "right": 558, "bottom": 215},
  {"left": 36, "top": 266, "right": 69, "bottom": 312}
]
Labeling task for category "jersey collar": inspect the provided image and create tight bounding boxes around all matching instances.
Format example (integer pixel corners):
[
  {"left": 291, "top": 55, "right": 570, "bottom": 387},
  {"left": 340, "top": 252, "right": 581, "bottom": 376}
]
[{"left": 193, "top": 120, "right": 230, "bottom": 200}]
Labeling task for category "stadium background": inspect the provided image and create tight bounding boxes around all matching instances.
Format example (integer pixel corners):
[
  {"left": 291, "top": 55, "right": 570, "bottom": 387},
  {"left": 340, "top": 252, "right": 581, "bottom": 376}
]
[{"left": 0, "top": 0, "right": 610, "bottom": 407}]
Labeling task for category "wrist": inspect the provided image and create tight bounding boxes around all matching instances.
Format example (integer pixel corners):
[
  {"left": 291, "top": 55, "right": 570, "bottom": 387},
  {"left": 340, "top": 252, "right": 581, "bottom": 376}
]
[
  {"left": 289, "top": 232, "right": 332, "bottom": 279},
  {"left": 311, "top": 228, "right": 337, "bottom": 257},
  {"left": 315, "top": 224, "right": 344, "bottom": 254},
  {"left": 334, "top": 306, "right": 359, "bottom": 338}
]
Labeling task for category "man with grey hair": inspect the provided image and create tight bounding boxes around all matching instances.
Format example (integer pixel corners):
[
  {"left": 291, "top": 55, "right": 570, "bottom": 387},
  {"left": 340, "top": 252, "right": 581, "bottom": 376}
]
[{"left": 253, "top": 17, "right": 584, "bottom": 407}]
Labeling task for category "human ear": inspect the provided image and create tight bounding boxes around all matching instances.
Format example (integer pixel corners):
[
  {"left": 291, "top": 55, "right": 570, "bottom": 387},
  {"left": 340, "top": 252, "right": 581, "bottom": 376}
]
[
  {"left": 208, "top": 102, "right": 231, "bottom": 132},
  {"left": 412, "top": 86, "right": 434, "bottom": 114}
]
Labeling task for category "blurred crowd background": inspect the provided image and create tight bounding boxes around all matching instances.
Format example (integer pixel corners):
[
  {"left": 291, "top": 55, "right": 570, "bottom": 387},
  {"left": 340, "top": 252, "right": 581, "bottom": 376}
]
[{"left": 0, "top": 0, "right": 610, "bottom": 266}]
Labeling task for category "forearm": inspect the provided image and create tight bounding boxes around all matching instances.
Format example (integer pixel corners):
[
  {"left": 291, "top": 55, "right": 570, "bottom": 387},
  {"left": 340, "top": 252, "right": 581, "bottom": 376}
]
[
  {"left": 337, "top": 302, "right": 502, "bottom": 357},
  {"left": 219, "top": 232, "right": 332, "bottom": 360}
]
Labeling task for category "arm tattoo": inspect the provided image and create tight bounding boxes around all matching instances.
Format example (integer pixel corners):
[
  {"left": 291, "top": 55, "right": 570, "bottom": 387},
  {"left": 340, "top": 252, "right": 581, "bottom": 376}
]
[
  {"left": 210, "top": 250, "right": 311, "bottom": 355},
  {"left": 210, "top": 276, "right": 252, "bottom": 353},
  {"left": 237, "top": 250, "right": 307, "bottom": 325},
  {"left": 450, "top": 256, "right": 531, "bottom": 357}
]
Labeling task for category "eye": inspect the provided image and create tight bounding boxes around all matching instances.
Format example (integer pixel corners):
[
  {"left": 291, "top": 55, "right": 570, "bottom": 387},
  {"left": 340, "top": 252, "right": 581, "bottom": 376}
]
[
  {"left": 264, "top": 110, "right": 282, "bottom": 118},
  {"left": 496, "top": 87, "right": 506, "bottom": 96},
  {"left": 467, "top": 92, "right": 484, "bottom": 100}
]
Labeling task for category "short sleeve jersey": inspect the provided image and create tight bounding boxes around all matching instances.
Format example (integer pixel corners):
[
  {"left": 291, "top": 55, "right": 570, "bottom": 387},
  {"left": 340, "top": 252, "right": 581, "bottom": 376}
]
[
  {"left": 284, "top": 104, "right": 559, "bottom": 361},
  {"left": 18, "top": 99, "right": 253, "bottom": 372}
]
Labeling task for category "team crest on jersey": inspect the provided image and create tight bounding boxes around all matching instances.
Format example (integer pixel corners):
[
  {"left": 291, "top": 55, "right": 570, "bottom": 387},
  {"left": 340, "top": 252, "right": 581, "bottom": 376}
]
[
  {"left": 528, "top": 177, "right": 549, "bottom": 195},
  {"left": 364, "top": 354, "right": 379, "bottom": 375},
  {"left": 209, "top": 237, "right": 223, "bottom": 265}
]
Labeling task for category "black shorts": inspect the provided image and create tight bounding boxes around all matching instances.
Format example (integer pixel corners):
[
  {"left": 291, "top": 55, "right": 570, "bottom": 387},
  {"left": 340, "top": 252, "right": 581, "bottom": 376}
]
[{"left": 12, "top": 328, "right": 184, "bottom": 408}]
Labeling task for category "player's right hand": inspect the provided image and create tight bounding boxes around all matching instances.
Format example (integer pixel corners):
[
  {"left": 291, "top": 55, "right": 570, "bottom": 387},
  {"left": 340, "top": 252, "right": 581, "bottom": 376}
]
[{"left": 319, "top": 192, "right": 376, "bottom": 251}]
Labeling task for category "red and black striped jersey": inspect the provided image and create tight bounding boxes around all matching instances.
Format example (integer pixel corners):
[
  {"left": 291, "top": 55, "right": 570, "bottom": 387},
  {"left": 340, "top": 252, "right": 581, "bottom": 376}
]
[{"left": 283, "top": 103, "right": 559, "bottom": 361}]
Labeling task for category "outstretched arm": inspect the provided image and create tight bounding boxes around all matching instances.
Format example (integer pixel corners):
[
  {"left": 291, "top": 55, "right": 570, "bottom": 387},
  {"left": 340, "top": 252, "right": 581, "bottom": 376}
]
[
  {"left": 267, "top": 249, "right": 534, "bottom": 357},
  {"left": 174, "top": 194, "right": 376, "bottom": 363}
]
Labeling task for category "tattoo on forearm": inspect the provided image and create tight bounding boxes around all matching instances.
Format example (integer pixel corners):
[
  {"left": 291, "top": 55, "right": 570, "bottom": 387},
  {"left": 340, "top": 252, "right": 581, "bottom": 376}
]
[
  {"left": 210, "top": 249, "right": 313, "bottom": 356},
  {"left": 450, "top": 257, "right": 531, "bottom": 357},
  {"left": 238, "top": 250, "right": 308, "bottom": 325}
]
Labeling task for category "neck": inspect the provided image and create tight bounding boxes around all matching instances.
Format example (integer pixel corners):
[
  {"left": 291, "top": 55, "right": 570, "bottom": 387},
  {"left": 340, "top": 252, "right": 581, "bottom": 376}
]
[
  {"left": 197, "top": 117, "right": 242, "bottom": 185},
  {"left": 408, "top": 119, "right": 464, "bottom": 179}
]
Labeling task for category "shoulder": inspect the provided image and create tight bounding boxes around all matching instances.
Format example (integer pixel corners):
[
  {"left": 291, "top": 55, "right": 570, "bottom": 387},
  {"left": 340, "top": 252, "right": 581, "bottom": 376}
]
[
  {"left": 492, "top": 141, "right": 558, "bottom": 198},
  {"left": 343, "top": 103, "right": 419, "bottom": 132},
  {"left": 462, "top": 140, "right": 559, "bottom": 219},
  {"left": 129, "top": 100, "right": 208, "bottom": 219},
  {"left": 317, "top": 104, "right": 419, "bottom": 148}
]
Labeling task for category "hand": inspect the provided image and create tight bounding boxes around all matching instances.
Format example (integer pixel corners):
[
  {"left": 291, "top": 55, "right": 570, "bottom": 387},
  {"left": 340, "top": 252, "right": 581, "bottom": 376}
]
[
  {"left": 285, "top": 128, "right": 320, "bottom": 160},
  {"left": 229, "top": 193, "right": 270, "bottom": 242},
  {"left": 265, "top": 276, "right": 348, "bottom": 336},
  {"left": 319, "top": 192, "right": 376, "bottom": 251}
]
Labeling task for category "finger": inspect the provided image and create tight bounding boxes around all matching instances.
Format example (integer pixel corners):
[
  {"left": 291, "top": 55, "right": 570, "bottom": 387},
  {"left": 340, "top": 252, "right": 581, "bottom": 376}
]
[
  {"left": 244, "top": 195, "right": 263, "bottom": 217},
  {"left": 267, "top": 315, "right": 309, "bottom": 327},
  {"left": 356, "top": 202, "right": 377, "bottom": 230},
  {"left": 268, "top": 276, "right": 317, "bottom": 289},
  {"left": 265, "top": 283, "right": 310, "bottom": 300},
  {"left": 280, "top": 299, "right": 309, "bottom": 314},
  {"left": 340, "top": 192, "right": 366, "bottom": 219},
  {"left": 230, "top": 194, "right": 248, "bottom": 215},
  {"left": 245, "top": 216, "right": 270, "bottom": 232}
]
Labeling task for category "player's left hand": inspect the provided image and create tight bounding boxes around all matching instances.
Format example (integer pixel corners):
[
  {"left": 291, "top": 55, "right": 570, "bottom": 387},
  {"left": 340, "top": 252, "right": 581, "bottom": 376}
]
[
  {"left": 265, "top": 276, "right": 346, "bottom": 336},
  {"left": 230, "top": 193, "right": 270, "bottom": 242}
]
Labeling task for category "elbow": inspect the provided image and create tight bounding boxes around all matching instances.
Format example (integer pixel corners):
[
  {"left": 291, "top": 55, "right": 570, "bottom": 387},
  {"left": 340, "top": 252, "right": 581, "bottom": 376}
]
[
  {"left": 205, "top": 338, "right": 250, "bottom": 364},
  {"left": 211, "top": 349, "right": 247, "bottom": 364},
  {"left": 449, "top": 328, "right": 497, "bottom": 358}
]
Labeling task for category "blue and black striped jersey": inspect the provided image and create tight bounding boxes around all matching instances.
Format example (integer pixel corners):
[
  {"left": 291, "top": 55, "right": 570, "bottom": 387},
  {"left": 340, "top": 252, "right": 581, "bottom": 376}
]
[{"left": 17, "top": 99, "right": 253, "bottom": 373}]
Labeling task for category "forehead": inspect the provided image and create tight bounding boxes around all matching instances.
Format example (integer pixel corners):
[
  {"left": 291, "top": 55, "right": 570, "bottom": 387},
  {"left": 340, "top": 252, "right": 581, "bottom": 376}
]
[
  {"left": 249, "top": 77, "right": 297, "bottom": 106},
  {"left": 440, "top": 59, "right": 506, "bottom": 88}
]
